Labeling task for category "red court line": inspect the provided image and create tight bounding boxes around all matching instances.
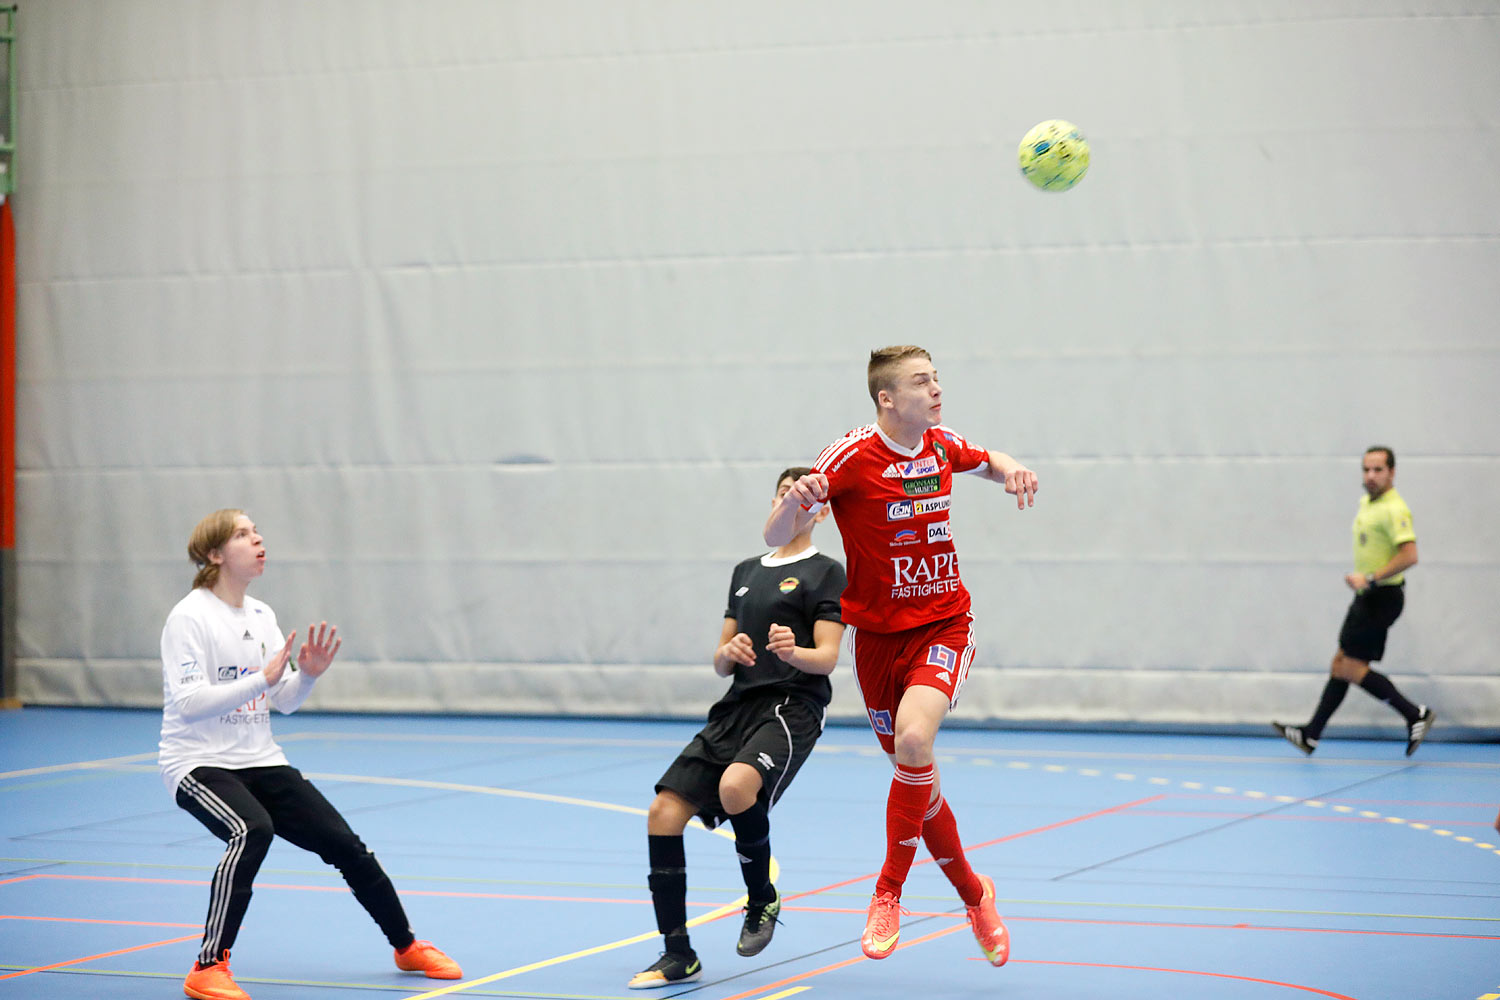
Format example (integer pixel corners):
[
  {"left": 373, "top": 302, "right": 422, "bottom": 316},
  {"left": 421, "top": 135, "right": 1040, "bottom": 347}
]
[
  {"left": 0, "top": 933, "right": 200, "bottom": 981},
  {"left": 1125, "top": 810, "right": 1494, "bottom": 826},
  {"left": 1005, "top": 959, "right": 1358, "bottom": 998},
  {"left": 715, "top": 923, "right": 969, "bottom": 1000},
  {"left": 0, "top": 914, "right": 201, "bottom": 929},
  {"left": 0, "top": 875, "right": 39, "bottom": 887},
  {"left": 783, "top": 794, "right": 1166, "bottom": 902}
]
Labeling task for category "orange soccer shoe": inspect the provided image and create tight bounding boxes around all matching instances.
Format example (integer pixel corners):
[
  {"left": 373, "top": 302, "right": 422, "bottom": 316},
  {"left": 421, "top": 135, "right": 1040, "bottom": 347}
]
[
  {"left": 965, "top": 874, "right": 1010, "bottom": 966},
  {"left": 395, "top": 940, "right": 463, "bottom": 979},
  {"left": 183, "top": 952, "right": 250, "bottom": 1000},
  {"left": 861, "top": 890, "right": 903, "bottom": 959}
]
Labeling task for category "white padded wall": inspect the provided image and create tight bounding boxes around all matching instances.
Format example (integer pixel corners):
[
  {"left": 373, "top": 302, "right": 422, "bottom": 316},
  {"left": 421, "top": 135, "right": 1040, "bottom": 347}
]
[{"left": 16, "top": 1, "right": 1500, "bottom": 730}]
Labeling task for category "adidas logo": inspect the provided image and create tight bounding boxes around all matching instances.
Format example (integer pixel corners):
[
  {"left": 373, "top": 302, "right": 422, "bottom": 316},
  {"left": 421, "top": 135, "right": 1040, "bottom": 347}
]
[
  {"left": 935, "top": 856, "right": 953, "bottom": 866},
  {"left": 934, "top": 670, "right": 950, "bottom": 683},
  {"left": 242, "top": 630, "right": 253, "bottom": 640},
  {"left": 757, "top": 752, "right": 775, "bottom": 770},
  {"left": 899, "top": 836, "right": 921, "bottom": 847},
  {"left": 737, "top": 853, "right": 752, "bottom": 864}
]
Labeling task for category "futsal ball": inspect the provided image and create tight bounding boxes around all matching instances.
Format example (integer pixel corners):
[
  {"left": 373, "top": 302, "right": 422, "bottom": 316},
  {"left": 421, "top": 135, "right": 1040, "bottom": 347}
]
[{"left": 1018, "top": 120, "right": 1090, "bottom": 192}]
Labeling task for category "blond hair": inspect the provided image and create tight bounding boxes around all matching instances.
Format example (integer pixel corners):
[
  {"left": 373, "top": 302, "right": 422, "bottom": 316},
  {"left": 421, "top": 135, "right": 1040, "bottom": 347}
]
[
  {"left": 866, "top": 345, "right": 932, "bottom": 406},
  {"left": 188, "top": 508, "right": 245, "bottom": 590}
]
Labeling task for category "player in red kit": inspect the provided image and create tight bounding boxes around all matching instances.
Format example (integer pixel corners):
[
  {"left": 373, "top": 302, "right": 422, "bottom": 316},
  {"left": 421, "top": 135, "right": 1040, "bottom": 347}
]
[{"left": 765, "top": 345, "right": 1037, "bottom": 967}]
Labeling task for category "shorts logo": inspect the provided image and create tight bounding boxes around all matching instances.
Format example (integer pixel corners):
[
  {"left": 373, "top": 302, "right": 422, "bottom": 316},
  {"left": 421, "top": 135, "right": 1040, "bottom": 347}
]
[
  {"left": 902, "top": 474, "right": 941, "bottom": 496},
  {"left": 778, "top": 577, "right": 800, "bottom": 594},
  {"left": 868, "top": 708, "right": 894, "bottom": 736},
  {"left": 736, "top": 586, "right": 749, "bottom": 596},
  {"left": 927, "top": 644, "right": 957, "bottom": 674},
  {"left": 927, "top": 520, "right": 951, "bottom": 544},
  {"left": 886, "top": 500, "right": 914, "bottom": 521},
  {"left": 891, "top": 529, "right": 919, "bottom": 546},
  {"left": 217, "top": 665, "right": 239, "bottom": 682},
  {"left": 913, "top": 496, "right": 950, "bottom": 515},
  {"left": 757, "top": 752, "right": 775, "bottom": 770}
]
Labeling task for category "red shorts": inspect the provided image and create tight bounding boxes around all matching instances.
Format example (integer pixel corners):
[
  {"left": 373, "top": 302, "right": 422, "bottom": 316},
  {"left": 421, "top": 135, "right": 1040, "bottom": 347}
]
[{"left": 849, "top": 612, "right": 976, "bottom": 755}]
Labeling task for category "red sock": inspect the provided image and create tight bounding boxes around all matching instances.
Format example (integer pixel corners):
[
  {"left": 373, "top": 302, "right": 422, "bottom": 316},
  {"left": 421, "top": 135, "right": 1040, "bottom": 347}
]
[
  {"left": 922, "top": 796, "right": 982, "bottom": 906},
  {"left": 877, "top": 764, "right": 933, "bottom": 897}
]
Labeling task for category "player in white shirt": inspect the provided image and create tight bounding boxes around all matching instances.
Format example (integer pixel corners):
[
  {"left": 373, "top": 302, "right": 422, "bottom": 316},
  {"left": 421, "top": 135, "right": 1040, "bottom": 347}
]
[{"left": 161, "top": 509, "right": 461, "bottom": 1000}]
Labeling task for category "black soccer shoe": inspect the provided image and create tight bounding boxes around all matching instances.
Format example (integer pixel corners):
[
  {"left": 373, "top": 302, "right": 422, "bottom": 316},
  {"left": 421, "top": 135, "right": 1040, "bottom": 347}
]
[
  {"left": 628, "top": 950, "right": 701, "bottom": 989},
  {"left": 736, "top": 888, "right": 781, "bottom": 957},
  {"left": 1272, "top": 722, "right": 1317, "bottom": 755},
  {"left": 1406, "top": 706, "right": 1436, "bottom": 757}
]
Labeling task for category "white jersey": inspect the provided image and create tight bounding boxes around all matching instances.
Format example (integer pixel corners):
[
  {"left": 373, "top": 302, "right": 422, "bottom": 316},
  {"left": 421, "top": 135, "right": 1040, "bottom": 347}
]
[{"left": 158, "top": 588, "right": 315, "bottom": 795}]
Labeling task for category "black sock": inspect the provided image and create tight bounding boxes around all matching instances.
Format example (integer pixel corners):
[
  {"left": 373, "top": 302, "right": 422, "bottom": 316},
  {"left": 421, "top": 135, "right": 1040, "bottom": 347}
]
[
  {"left": 647, "top": 834, "right": 692, "bottom": 954},
  {"left": 1359, "top": 670, "right": 1420, "bottom": 724},
  {"left": 1305, "top": 678, "right": 1349, "bottom": 741},
  {"left": 728, "top": 799, "right": 774, "bottom": 903}
]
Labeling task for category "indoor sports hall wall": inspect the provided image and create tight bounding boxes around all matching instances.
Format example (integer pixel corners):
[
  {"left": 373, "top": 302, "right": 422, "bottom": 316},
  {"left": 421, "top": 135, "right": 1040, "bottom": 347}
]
[{"left": 14, "top": 2, "right": 1499, "bottom": 731}]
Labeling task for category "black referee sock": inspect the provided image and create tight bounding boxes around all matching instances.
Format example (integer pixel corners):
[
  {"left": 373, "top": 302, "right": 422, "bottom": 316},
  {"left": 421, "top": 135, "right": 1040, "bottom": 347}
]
[
  {"left": 729, "top": 800, "right": 775, "bottom": 903},
  {"left": 647, "top": 834, "right": 692, "bottom": 953},
  {"left": 1305, "top": 678, "right": 1349, "bottom": 741},
  {"left": 1359, "top": 670, "right": 1420, "bottom": 724}
]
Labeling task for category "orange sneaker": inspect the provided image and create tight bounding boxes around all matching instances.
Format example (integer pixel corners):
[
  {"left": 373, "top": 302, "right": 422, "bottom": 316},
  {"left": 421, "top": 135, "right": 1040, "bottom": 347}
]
[
  {"left": 965, "top": 874, "right": 1010, "bottom": 966},
  {"left": 183, "top": 952, "right": 250, "bottom": 1000},
  {"left": 861, "top": 890, "right": 902, "bottom": 959},
  {"left": 394, "top": 940, "right": 463, "bottom": 979}
]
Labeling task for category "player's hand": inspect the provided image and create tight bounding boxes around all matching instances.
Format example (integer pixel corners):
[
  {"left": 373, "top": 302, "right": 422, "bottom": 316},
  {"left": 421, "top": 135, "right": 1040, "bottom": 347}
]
[
  {"left": 261, "top": 632, "right": 296, "bottom": 686},
  {"left": 1344, "top": 572, "right": 1368, "bottom": 592},
  {"left": 767, "top": 624, "right": 798, "bottom": 663},
  {"left": 1494, "top": 807, "right": 1500, "bottom": 835},
  {"left": 1004, "top": 466, "right": 1038, "bottom": 509},
  {"left": 297, "top": 621, "right": 342, "bottom": 678},
  {"left": 787, "top": 473, "right": 829, "bottom": 507},
  {"left": 721, "top": 632, "right": 756, "bottom": 668}
]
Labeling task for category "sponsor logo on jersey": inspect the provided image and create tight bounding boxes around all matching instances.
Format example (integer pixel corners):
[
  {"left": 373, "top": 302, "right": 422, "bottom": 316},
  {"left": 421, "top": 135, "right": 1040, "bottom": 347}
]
[
  {"left": 891, "top": 529, "right": 919, "bottom": 546},
  {"left": 886, "top": 499, "right": 914, "bottom": 521},
  {"left": 217, "top": 665, "right": 239, "bottom": 682},
  {"left": 778, "top": 576, "right": 800, "bottom": 594},
  {"left": 902, "top": 474, "right": 941, "bottom": 496},
  {"left": 927, "top": 520, "right": 952, "bottom": 544},
  {"left": 736, "top": 586, "right": 749, "bottom": 596},
  {"left": 882, "top": 455, "right": 939, "bottom": 479},
  {"left": 913, "top": 496, "right": 950, "bottom": 515},
  {"left": 890, "top": 553, "right": 961, "bottom": 599},
  {"left": 178, "top": 658, "right": 203, "bottom": 683}
]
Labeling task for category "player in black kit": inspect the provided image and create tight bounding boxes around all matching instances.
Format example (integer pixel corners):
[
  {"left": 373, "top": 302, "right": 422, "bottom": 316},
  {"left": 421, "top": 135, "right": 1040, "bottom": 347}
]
[{"left": 627, "top": 468, "right": 847, "bottom": 989}]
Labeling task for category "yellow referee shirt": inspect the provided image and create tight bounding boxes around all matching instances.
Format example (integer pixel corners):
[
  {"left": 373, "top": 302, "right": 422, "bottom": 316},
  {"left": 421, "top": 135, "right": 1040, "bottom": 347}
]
[{"left": 1352, "top": 487, "right": 1416, "bottom": 585}]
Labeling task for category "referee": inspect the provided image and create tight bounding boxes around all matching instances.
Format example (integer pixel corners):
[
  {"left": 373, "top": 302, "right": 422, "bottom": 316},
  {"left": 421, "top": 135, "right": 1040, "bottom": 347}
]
[
  {"left": 1275, "top": 447, "right": 1435, "bottom": 756},
  {"left": 628, "top": 468, "right": 846, "bottom": 989}
]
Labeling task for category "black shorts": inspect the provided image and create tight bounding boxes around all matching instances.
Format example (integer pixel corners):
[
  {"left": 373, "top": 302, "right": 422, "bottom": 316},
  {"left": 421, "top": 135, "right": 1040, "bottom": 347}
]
[
  {"left": 656, "top": 693, "right": 826, "bottom": 830},
  {"left": 1338, "top": 584, "right": 1405, "bottom": 662}
]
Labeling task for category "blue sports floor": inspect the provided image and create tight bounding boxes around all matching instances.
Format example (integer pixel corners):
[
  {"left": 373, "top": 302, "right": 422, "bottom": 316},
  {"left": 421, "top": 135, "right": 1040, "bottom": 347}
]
[{"left": 2, "top": 708, "right": 1498, "bottom": 999}]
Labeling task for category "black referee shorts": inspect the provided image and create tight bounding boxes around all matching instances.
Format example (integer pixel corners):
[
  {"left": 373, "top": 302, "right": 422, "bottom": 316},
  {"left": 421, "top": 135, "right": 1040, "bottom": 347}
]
[
  {"left": 1338, "top": 584, "right": 1405, "bottom": 663},
  {"left": 656, "top": 693, "right": 825, "bottom": 830}
]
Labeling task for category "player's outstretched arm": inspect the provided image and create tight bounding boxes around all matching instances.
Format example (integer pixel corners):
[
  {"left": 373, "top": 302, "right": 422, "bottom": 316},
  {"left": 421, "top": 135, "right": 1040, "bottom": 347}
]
[
  {"left": 983, "top": 451, "right": 1038, "bottom": 509},
  {"left": 764, "top": 473, "right": 829, "bottom": 545},
  {"left": 713, "top": 618, "right": 756, "bottom": 677},
  {"left": 766, "top": 620, "right": 844, "bottom": 676}
]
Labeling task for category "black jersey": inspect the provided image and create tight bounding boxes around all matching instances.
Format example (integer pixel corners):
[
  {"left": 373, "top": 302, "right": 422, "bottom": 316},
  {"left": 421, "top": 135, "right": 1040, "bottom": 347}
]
[{"left": 722, "top": 547, "right": 846, "bottom": 709}]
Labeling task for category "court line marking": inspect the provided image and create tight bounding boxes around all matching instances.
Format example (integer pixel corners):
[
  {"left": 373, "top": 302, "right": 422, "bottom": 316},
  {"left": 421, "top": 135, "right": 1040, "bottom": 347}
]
[
  {"left": 753, "top": 988, "right": 810, "bottom": 1000},
  {"left": 0, "top": 914, "right": 201, "bottom": 929},
  {"left": 0, "top": 933, "right": 200, "bottom": 981}
]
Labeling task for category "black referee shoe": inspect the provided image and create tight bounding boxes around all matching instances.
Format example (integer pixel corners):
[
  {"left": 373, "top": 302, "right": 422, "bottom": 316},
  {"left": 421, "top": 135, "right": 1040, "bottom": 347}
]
[
  {"left": 1272, "top": 722, "right": 1317, "bottom": 755},
  {"left": 737, "top": 888, "right": 781, "bottom": 957},
  {"left": 1406, "top": 706, "right": 1436, "bottom": 757},
  {"left": 628, "top": 950, "right": 701, "bottom": 990}
]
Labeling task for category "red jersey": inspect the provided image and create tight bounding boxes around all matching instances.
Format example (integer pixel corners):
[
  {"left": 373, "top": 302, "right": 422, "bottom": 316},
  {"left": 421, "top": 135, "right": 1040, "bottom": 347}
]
[{"left": 811, "top": 423, "right": 991, "bottom": 633}]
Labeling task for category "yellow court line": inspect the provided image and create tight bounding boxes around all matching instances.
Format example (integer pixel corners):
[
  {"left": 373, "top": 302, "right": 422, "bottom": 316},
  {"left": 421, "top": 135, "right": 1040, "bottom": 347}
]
[
  {"left": 399, "top": 898, "right": 745, "bottom": 1000},
  {"left": 756, "top": 988, "right": 811, "bottom": 1000}
]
